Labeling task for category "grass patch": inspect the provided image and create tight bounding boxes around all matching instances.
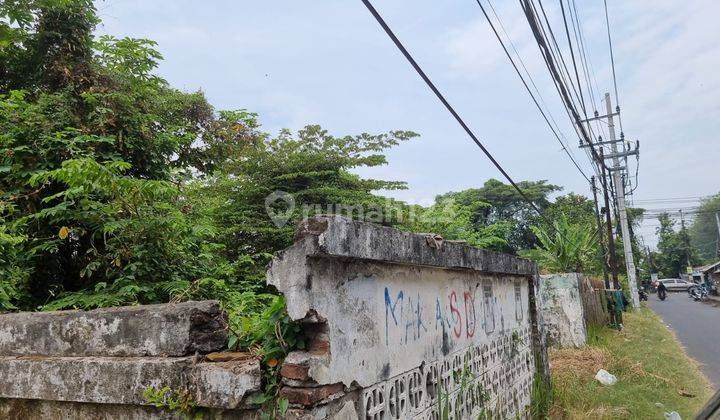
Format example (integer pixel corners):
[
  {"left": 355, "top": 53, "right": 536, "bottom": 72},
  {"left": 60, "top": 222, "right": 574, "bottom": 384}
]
[{"left": 549, "top": 306, "right": 713, "bottom": 419}]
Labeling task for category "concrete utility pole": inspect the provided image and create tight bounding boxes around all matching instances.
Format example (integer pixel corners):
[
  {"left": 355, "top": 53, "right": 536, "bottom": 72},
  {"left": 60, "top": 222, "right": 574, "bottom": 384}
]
[
  {"left": 603, "top": 93, "right": 640, "bottom": 308},
  {"left": 591, "top": 176, "right": 611, "bottom": 289},
  {"left": 600, "top": 150, "right": 620, "bottom": 290},
  {"left": 578, "top": 92, "right": 640, "bottom": 304}
]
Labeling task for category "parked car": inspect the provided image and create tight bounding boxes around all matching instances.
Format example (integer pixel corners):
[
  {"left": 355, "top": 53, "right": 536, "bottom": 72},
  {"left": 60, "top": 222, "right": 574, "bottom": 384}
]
[{"left": 656, "top": 278, "right": 694, "bottom": 291}]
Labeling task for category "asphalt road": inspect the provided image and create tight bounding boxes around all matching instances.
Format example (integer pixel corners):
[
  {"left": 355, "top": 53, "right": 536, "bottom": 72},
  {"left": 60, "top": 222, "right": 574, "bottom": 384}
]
[{"left": 649, "top": 293, "right": 720, "bottom": 388}]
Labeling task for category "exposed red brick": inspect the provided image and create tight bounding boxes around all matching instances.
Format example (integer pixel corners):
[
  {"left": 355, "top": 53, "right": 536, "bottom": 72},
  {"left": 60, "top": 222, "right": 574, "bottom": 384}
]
[
  {"left": 204, "top": 351, "right": 255, "bottom": 362},
  {"left": 308, "top": 338, "right": 329, "bottom": 355},
  {"left": 279, "top": 383, "right": 344, "bottom": 407},
  {"left": 280, "top": 363, "right": 310, "bottom": 381}
]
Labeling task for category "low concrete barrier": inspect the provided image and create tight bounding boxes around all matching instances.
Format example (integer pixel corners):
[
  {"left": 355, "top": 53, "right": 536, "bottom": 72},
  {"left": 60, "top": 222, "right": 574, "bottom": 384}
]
[
  {"left": 538, "top": 273, "right": 587, "bottom": 348},
  {"left": 0, "top": 300, "right": 227, "bottom": 357},
  {"left": 0, "top": 301, "right": 260, "bottom": 419}
]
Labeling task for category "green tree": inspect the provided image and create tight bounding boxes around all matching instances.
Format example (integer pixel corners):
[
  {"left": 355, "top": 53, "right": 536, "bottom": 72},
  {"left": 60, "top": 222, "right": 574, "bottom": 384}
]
[
  {"left": 0, "top": 0, "right": 243, "bottom": 307},
  {"left": 0, "top": 1, "right": 416, "bottom": 312},
  {"left": 655, "top": 213, "right": 701, "bottom": 278},
  {"left": 435, "top": 179, "right": 560, "bottom": 253},
  {"left": 543, "top": 193, "right": 596, "bottom": 228},
  {"left": 191, "top": 123, "right": 417, "bottom": 264},
  {"left": 399, "top": 197, "right": 512, "bottom": 251},
  {"left": 689, "top": 194, "right": 720, "bottom": 262}
]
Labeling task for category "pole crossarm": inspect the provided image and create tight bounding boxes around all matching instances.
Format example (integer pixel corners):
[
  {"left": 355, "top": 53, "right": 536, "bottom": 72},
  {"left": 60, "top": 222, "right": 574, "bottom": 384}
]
[
  {"left": 600, "top": 149, "right": 639, "bottom": 160},
  {"left": 580, "top": 111, "right": 619, "bottom": 123},
  {"left": 579, "top": 138, "right": 623, "bottom": 148}
]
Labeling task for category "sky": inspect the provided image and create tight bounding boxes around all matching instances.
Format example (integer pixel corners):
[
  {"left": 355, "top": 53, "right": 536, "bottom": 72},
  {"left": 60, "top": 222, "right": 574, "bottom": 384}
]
[{"left": 94, "top": 0, "right": 720, "bottom": 248}]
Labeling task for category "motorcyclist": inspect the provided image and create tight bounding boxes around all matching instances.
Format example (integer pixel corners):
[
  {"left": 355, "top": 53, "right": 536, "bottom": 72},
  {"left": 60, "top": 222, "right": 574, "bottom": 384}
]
[{"left": 657, "top": 281, "right": 667, "bottom": 300}]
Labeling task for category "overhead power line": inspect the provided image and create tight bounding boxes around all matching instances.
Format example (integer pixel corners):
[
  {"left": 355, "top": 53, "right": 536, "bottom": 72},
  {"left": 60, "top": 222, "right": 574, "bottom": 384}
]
[
  {"left": 473, "top": 0, "right": 590, "bottom": 183},
  {"left": 633, "top": 197, "right": 705, "bottom": 203},
  {"left": 568, "top": 0, "right": 599, "bottom": 111},
  {"left": 641, "top": 206, "right": 704, "bottom": 211},
  {"left": 644, "top": 210, "right": 716, "bottom": 217},
  {"left": 359, "top": 0, "right": 544, "bottom": 215},
  {"left": 557, "top": 0, "right": 613, "bottom": 182},
  {"left": 558, "top": 0, "right": 587, "bottom": 116},
  {"left": 527, "top": 0, "right": 595, "bottom": 149},
  {"left": 519, "top": 0, "right": 609, "bottom": 173},
  {"left": 603, "top": 0, "right": 621, "bottom": 120},
  {"left": 531, "top": 0, "right": 584, "bottom": 116}
]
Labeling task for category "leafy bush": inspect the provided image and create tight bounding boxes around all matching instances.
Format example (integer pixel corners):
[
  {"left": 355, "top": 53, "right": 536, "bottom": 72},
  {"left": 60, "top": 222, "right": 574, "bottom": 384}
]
[
  {"left": 0, "top": 1, "right": 416, "bottom": 316},
  {"left": 400, "top": 197, "right": 512, "bottom": 251},
  {"left": 0, "top": 221, "right": 30, "bottom": 310},
  {"left": 521, "top": 214, "right": 600, "bottom": 273}
]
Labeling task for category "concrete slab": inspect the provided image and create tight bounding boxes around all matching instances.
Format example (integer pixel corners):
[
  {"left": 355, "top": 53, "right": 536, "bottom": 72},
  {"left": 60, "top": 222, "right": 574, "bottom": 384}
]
[
  {"left": 0, "top": 399, "right": 261, "bottom": 420},
  {"left": 0, "top": 355, "right": 261, "bottom": 408},
  {"left": 0, "top": 399, "right": 180, "bottom": 420},
  {"left": 538, "top": 273, "right": 587, "bottom": 348},
  {"left": 288, "top": 215, "right": 535, "bottom": 276},
  {"left": 0, "top": 301, "right": 227, "bottom": 357}
]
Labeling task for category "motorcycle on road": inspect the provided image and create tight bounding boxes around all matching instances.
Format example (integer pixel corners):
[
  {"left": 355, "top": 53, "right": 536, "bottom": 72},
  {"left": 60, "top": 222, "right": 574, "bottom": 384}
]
[
  {"left": 657, "top": 282, "right": 668, "bottom": 301},
  {"left": 689, "top": 284, "right": 709, "bottom": 302}
]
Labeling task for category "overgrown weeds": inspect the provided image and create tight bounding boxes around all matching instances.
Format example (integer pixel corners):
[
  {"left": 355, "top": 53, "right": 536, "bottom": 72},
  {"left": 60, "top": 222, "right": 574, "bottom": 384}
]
[{"left": 550, "top": 307, "right": 712, "bottom": 419}]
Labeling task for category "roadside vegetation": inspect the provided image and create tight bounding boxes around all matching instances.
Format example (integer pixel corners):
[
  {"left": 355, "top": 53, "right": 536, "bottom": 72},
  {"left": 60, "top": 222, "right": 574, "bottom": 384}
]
[
  {"left": 0, "top": 3, "right": 608, "bottom": 323},
  {"left": 689, "top": 194, "right": 720, "bottom": 262},
  {"left": 646, "top": 193, "right": 720, "bottom": 280},
  {"left": 550, "top": 307, "right": 712, "bottom": 419},
  {"left": 0, "top": 1, "right": 604, "bottom": 408},
  {"left": 5, "top": 1, "right": 715, "bottom": 416}
]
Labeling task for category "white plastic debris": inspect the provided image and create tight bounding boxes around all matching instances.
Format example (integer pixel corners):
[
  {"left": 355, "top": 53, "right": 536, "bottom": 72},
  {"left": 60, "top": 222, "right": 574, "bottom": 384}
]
[
  {"left": 594, "top": 369, "right": 617, "bottom": 385},
  {"left": 664, "top": 411, "right": 681, "bottom": 420}
]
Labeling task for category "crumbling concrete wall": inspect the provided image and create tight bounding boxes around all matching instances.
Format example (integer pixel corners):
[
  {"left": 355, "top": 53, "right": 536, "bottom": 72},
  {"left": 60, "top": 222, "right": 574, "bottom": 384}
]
[
  {"left": 270, "top": 216, "right": 549, "bottom": 419},
  {"left": 538, "top": 273, "right": 587, "bottom": 348},
  {"left": 0, "top": 301, "right": 261, "bottom": 419},
  {"left": 0, "top": 217, "right": 549, "bottom": 420}
]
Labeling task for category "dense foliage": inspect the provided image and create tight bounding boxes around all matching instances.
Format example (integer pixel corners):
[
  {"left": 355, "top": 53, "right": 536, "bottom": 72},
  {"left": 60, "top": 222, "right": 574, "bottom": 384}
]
[
  {"left": 654, "top": 213, "right": 702, "bottom": 278},
  {"left": 0, "top": 2, "right": 422, "bottom": 408},
  {"left": 522, "top": 217, "right": 599, "bottom": 274},
  {"left": 520, "top": 193, "right": 603, "bottom": 274},
  {"left": 689, "top": 193, "right": 720, "bottom": 262},
  {"left": 0, "top": 0, "right": 415, "bottom": 310},
  {"left": 430, "top": 179, "right": 561, "bottom": 253}
]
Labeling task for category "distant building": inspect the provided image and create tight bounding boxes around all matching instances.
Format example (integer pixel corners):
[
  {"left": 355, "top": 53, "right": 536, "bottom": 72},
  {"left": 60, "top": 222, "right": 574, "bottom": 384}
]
[{"left": 690, "top": 261, "right": 720, "bottom": 284}]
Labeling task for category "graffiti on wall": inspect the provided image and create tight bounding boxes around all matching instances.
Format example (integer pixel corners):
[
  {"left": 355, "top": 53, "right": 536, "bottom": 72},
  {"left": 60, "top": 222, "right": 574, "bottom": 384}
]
[{"left": 382, "top": 279, "right": 525, "bottom": 349}]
